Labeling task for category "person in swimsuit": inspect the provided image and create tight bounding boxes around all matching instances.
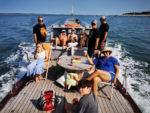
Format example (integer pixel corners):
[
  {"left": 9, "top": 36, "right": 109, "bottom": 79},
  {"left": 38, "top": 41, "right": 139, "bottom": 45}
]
[
  {"left": 85, "top": 47, "right": 120, "bottom": 96},
  {"left": 27, "top": 42, "right": 48, "bottom": 82},
  {"left": 68, "top": 28, "right": 78, "bottom": 43},
  {"left": 79, "top": 31, "right": 88, "bottom": 50},
  {"left": 55, "top": 29, "right": 68, "bottom": 49}
]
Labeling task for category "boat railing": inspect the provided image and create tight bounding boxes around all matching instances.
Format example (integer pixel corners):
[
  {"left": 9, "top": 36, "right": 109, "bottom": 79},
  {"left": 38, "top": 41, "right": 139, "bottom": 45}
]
[
  {"left": 123, "top": 66, "right": 128, "bottom": 95},
  {"left": 25, "top": 52, "right": 30, "bottom": 64},
  {"left": 10, "top": 64, "right": 17, "bottom": 94}
]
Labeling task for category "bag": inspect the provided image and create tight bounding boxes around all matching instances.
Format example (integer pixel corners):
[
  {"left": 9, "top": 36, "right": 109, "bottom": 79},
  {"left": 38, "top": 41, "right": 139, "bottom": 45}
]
[
  {"left": 38, "top": 90, "right": 56, "bottom": 111},
  {"left": 66, "top": 73, "right": 78, "bottom": 89}
]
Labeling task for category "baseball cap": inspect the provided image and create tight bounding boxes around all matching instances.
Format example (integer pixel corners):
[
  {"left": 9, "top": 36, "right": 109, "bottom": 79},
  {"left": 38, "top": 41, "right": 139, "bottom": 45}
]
[
  {"left": 100, "top": 16, "right": 106, "bottom": 21},
  {"left": 91, "top": 20, "right": 97, "bottom": 25}
]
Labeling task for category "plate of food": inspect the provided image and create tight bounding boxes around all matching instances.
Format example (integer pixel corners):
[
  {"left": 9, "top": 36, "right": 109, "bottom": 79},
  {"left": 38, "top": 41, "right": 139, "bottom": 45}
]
[{"left": 72, "top": 57, "right": 82, "bottom": 63}]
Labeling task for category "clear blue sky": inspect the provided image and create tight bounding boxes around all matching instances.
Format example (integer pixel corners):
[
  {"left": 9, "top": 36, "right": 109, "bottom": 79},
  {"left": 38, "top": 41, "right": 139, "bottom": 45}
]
[{"left": 0, "top": 0, "right": 150, "bottom": 15}]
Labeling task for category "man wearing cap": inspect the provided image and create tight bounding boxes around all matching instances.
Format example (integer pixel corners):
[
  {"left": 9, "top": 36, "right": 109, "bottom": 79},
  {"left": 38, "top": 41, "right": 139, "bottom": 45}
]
[
  {"left": 86, "top": 47, "right": 119, "bottom": 96},
  {"left": 55, "top": 29, "right": 68, "bottom": 49},
  {"left": 86, "top": 20, "right": 100, "bottom": 57},
  {"left": 33, "top": 16, "right": 47, "bottom": 44},
  {"left": 99, "top": 16, "right": 109, "bottom": 50}
]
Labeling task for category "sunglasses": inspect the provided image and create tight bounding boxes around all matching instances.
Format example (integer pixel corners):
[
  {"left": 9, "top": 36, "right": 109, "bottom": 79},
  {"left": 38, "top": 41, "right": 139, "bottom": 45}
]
[
  {"left": 37, "top": 45, "right": 41, "bottom": 48},
  {"left": 103, "top": 51, "right": 111, "bottom": 54},
  {"left": 91, "top": 23, "right": 96, "bottom": 26},
  {"left": 38, "top": 19, "right": 43, "bottom": 22}
]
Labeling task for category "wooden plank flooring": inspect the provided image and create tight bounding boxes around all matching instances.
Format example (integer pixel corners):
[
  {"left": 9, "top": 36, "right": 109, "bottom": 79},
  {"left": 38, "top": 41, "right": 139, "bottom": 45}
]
[
  {"left": 1, "top": 50, "right": 135, "bottom": 113},
  {"left": 1, "top": 74, "right": 135, "bottom": 113}
]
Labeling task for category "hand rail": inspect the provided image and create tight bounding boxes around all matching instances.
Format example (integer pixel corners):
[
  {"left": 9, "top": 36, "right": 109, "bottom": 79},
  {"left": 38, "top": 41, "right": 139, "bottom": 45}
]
[
  {"left": 123, "top": 66, "right": 127, "bottom": 95},
  {"left": 10, "top": 64, "right": 16, "bottom": 94},
  {"left": 25, "top": 52, "right": 30, "bottom": 64}
]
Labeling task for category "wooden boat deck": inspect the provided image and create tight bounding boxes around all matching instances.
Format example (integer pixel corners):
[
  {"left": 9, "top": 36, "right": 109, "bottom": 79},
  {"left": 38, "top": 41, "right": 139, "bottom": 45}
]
[
  {"left": 1, "top": 68, "right": 134, "bottom": 113},
  {"left": 1, "top": 50, "right": 135, "bottom": 113}
]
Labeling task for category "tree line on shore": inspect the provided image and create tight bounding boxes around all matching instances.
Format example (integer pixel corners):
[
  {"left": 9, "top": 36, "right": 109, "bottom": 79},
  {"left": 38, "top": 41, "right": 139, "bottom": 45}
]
[{"left": 123, "top": 11, "right": 150, "bottom": 15}]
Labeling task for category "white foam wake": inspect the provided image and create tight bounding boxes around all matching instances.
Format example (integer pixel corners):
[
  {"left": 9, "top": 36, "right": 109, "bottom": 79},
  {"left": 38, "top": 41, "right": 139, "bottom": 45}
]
[
  {"left": 0, "top": 42, "right": 35, "bottom": 102},
  {"left": 108, "top": 42, "right": 150, "bottom": 113}
]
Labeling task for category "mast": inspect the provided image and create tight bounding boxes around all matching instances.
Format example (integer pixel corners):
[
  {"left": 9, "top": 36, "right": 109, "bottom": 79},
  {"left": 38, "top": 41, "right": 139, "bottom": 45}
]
[{"left": 71, "top": 0, "right": 74, "bottom": 22}]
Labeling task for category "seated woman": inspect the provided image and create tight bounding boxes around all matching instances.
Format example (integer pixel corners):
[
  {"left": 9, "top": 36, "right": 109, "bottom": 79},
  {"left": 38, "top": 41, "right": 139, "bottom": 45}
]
[
  {"left": 79, "top": 32, "right": 87, "bottom": 50},
  {"left": 27, "top": 42, "right": 48, "bottom": 82},
  {"left": 67, "top": 28, "right": 78, "bottom": 43},
  {"left": 86, "top": 47, "right": 120, "bottom": 96},
  {"left": 55, "top": 29, "right": 68, "bottom": 49}
]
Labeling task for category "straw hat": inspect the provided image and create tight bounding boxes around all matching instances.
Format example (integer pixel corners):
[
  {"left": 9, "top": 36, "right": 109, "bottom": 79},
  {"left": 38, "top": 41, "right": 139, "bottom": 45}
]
[
  {"left": 62, "top": 29, "right": 66, "bottom": 32},
  {"left": 101, "top": 46, "right": 112, "bottom": 54}
]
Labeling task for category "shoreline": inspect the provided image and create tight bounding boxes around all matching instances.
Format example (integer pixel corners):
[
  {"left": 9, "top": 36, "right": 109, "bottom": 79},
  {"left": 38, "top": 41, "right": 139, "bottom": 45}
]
[{"left": 121, "top": 14, "right": 150, "bottom": 17}]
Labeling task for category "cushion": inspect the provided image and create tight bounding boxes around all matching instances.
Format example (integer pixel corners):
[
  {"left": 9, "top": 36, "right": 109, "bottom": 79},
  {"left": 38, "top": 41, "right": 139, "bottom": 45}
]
[{"left": 56, "top": 75, "right": 65, "bottom": 87}]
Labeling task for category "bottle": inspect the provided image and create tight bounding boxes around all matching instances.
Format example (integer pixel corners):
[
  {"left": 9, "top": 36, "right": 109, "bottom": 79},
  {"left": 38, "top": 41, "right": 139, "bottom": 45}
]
[
  {"left": 58, "top": 57, "right": 60, "bottom": 62},
  {"left": 40, "top": 91, "right": 44, "bottom": 98},
  {"left": 71, "top": 57, "right": 74, "bottom": 66}
]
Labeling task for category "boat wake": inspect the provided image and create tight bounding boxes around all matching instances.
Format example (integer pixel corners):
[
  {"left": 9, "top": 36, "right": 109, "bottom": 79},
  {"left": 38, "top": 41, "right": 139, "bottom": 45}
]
[
  {"left": 0, "top": 42, "right": 35, "bottom": 102},
  {"left": 108, "top": 42, "right": 150, "bottom": 113}
]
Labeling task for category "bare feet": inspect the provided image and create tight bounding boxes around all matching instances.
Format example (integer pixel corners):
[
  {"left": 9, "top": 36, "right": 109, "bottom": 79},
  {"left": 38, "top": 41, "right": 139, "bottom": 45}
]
[
  {"left": 55, "top": 46, "right": 57, "bottom": 49},
  {"left": 35, "top": 76, "right": 39, "bottom": 83},
  {"left": 38, "top": 75, "right": 43, "bottom": 81}
]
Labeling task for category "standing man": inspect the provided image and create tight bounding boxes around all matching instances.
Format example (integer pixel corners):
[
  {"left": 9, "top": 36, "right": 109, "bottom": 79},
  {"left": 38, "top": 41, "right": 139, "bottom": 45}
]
[
  {"left": 87, "top": 20, "right": 100, "bottom": 57},
  {"left": 33, "top": 16, "right": 47, "bottom": 44},
  {"left": 99, "top": 16, "right": 109, "bottom": 51}
]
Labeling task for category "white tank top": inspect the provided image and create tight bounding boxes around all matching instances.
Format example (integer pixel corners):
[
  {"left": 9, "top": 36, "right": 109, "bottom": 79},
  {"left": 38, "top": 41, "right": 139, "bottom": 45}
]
[{"left": 37, "top": 51, "right": 45, "bottom": 59}]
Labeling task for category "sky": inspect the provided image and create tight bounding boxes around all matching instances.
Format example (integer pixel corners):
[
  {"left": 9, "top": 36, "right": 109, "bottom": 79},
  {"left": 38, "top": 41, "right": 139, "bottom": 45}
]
[{"left": 0, "top": 0, "right": 150, "bottom": 15}]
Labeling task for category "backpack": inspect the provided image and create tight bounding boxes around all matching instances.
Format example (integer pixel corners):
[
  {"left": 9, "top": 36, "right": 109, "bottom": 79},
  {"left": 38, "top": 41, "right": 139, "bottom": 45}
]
[{"left": 38, "top": 90, "right": 57, "bottom": 111}]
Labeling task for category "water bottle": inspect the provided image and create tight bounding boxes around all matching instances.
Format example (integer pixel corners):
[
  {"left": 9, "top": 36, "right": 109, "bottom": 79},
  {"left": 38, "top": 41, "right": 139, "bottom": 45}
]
[
  {"left": 71, "top": 47, "right": 74, "bottom": 56},
  {"left": 40, "top": 91, "right": 44, "bottom": 98}
]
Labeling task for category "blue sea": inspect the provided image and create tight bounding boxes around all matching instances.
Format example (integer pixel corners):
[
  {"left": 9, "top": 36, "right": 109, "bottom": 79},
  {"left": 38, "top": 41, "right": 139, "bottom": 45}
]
[{"left": 0, "top": 14, "right": 150, "bottom": 113}]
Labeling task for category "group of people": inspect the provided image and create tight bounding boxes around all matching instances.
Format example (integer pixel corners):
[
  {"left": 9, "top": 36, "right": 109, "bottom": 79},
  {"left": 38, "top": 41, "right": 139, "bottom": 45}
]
[
  {"left": 64, "top": 16, "right": 120, "bottom": 113},
  {"left": 55, "top": 16, "right": 109, "bottom": 53},
  {"left": 64, "top": 46, "right": 120, "bottom": 113},
  {"left": 27, "top": 16, "right": 120, "bottom": 113},
  {"left": 55, "top": 28, "right": 78, "bottom": 49}
]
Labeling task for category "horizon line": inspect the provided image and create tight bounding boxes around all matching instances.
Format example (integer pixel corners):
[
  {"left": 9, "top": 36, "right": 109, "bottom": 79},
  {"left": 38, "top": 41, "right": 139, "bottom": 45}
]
[
  {"left": 0, "top": 10, "right": 150, "bottom": 16},
  {"left": 0, "top": 12, "right": 120, "bottom": 16}
]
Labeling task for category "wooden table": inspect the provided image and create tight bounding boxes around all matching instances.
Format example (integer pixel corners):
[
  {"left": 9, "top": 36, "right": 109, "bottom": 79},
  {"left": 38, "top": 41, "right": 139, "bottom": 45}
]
[
  {"left": 57, "top": 55, "right": 92, "bottom": 89},
  {"left": 57, "top": 55, "right": 92, "bottom": 72}
]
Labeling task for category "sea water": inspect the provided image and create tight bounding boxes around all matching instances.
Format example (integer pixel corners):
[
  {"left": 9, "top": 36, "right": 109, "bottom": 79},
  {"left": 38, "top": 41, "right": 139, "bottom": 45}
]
[{"left": 0, "top": 14, "right": 150, "bottom": 113}]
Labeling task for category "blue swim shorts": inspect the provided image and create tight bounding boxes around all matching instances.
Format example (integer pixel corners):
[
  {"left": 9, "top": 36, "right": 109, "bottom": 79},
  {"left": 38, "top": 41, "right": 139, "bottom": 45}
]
[{"left": 109, "top": 72, "right": 115, "bottom": 82}]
